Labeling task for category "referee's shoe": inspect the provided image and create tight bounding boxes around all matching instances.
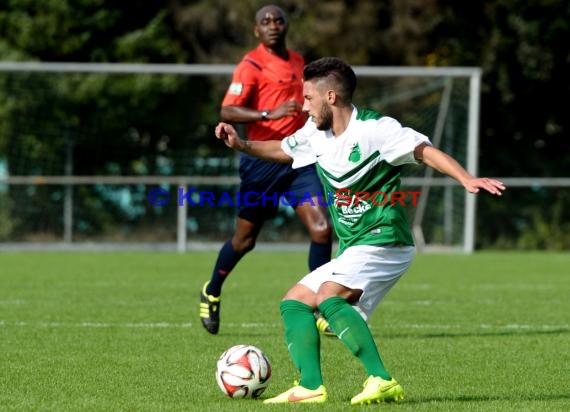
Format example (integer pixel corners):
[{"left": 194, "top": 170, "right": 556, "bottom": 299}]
[
  {"left": 199, "top": 282, "right": 221, "bottom": 334},
  {"left": 315, "top": 312, "right": 335, "bottom": 337}
]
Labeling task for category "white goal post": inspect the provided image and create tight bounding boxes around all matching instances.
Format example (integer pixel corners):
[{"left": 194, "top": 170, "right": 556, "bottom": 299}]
[{"left": 0, "top": 62, "right": 481, "bottom": 252}]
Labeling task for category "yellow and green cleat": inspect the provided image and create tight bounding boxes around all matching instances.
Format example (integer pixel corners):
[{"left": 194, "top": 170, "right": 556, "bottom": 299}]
[
  {"left": 350, "top": 376, "right": 404, "bottom": 405},
  {"left": 263, "top": 384, "right": 327, "bottom": 404}
]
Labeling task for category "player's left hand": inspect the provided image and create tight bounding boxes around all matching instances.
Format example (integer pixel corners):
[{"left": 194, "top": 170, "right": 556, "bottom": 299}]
[{"left": 464, "top": 178, "right": 506, "bottom": 196}]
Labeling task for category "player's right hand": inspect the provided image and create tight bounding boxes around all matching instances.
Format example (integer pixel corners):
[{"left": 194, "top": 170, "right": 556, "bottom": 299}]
[{"left": 215, "top": 122, "right": 243, "bottom": 150}]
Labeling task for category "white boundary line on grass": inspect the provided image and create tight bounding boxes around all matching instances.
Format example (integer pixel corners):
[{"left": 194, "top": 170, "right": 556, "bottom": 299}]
[{"left": 0, "top": 320, "right": 568, "bottom": 331}]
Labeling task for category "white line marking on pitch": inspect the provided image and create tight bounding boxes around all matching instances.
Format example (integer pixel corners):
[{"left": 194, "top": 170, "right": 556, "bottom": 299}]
[{"left": 0, "top": 320, "right": 567, "bottom": 331}]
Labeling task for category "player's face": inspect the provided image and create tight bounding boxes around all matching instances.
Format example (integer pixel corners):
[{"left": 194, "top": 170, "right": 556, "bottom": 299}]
[
  {"left": 303, "top": 81, "right": 333, "bottom": 131},
  {"left": 254, "top": 9, "right": 288, "bottom": 47},
  {"left": 316, "top": 102, "right": 333, "bottom": 131}
]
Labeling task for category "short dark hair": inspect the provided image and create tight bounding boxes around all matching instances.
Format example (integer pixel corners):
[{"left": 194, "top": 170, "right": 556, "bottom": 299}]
[
  {"left": 255, "top": 5, "right": 287, "bottom": 24},
  {"left": 303, "top": 57, "right": 357, "bottom": 103}
]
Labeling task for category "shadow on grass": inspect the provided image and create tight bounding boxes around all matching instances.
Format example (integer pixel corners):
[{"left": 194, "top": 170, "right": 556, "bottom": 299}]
[
  {"left": 382, "top": 327, "right": 570, "bottom": 340},
  {"left": 404, "top": 393, "right": 570, "bottom": 404}
]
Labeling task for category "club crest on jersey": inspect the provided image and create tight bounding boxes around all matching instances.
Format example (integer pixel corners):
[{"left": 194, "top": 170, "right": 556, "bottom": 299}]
[
  {"left": 228, "top": 82, "right": 243, "bottom": 95},
  {"left": 348, "top": 143, "right": 361, "bottom": 163},
  {"left": 286, "top": 135, "right": 298, "bottom": 149}
]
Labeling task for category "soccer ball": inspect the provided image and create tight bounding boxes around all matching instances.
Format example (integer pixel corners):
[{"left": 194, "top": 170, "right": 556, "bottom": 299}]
[{"left": 215, "top": 344, "right": 271, "bottom": 399}]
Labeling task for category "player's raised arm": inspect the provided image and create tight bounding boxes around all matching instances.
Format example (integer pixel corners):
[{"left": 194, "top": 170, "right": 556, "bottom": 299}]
[
  {"left": 417, "top": 143, "right": 506, "bottom": 196},
  {"left": 215, "top": 122, "right": 292, "bottom": 164}
]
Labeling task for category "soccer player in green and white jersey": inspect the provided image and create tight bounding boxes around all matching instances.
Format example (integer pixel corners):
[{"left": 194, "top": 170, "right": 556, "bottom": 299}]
[{"left": 215, "top": 57, "right": 505, "bottom": 406}]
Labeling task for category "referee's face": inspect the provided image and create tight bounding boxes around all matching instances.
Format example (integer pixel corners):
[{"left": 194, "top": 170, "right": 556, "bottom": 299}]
[{"left": 254, "top": 8, "right": 288, "bottom": 47}]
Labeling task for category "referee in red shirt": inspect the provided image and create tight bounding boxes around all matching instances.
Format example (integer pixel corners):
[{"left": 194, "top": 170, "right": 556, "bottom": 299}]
[{"left": 199, "top": 4, "right": 333, "bottom": 335}]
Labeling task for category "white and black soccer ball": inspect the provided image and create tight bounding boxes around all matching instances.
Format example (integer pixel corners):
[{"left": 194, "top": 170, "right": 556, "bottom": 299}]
[{"left": 215, "top": 344, "right": 272, "bottom": 399}]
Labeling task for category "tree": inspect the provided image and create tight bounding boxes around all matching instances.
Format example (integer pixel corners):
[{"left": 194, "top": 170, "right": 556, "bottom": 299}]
[{"left": 0, "top": 0, "right": 214, "bottom": 239}]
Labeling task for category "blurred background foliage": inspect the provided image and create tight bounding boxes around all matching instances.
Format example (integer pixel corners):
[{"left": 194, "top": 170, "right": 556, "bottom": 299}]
[{"left": 0, "top": 0, "right": 568, "bottom": 248}]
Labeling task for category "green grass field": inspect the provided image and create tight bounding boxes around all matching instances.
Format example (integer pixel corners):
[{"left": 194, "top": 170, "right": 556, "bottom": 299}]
[{"left": 1, "top": 251, "right": 569, "bottom": 411}]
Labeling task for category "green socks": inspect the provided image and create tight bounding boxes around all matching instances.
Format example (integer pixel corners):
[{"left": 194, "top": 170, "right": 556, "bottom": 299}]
[
  {"left": 319, "top": 296, "right": 391, "bottom": 380},
  {"left": 280, "top": 297, "right": 392, "bottom": 388},
  {"left": 280, "top": 300, "right": 323, "bottom": 390}
]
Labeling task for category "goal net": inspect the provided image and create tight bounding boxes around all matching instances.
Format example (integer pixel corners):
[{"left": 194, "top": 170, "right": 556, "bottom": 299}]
[
  {"left": 0, "top": 63, "right": 480, "bottom": 252},
  {"left": 355, "top": 67, "right": 481, "bottom": 252}
]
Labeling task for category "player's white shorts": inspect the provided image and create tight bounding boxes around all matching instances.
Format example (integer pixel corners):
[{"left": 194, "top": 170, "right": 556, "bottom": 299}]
[{"left": 298, "top": 244, "right": 415, "bottom": 320}]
